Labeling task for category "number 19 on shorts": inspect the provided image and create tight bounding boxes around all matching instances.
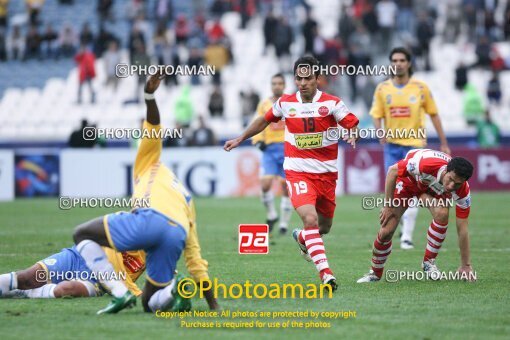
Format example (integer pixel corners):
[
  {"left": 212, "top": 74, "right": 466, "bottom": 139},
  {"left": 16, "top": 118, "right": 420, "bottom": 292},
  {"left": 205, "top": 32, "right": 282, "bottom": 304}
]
[{"left": 286, "top": 180, "right": 308, "bottom": 197}]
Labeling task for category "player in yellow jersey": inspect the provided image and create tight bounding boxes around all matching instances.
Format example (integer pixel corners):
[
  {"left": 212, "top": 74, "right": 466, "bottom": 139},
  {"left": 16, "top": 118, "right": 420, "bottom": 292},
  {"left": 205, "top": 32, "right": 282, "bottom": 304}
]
[
  {"left": 72, "top": 73, "right": 219, "bottom": 314},
  {"left": 252, "top": 73, "right": 292, "bottom": 234},
  {"left": 370, "top": 47, "right": 450, "bottom": 250},
  {"left": 0, "top": 247, "right": 145, "bottom": 299}
]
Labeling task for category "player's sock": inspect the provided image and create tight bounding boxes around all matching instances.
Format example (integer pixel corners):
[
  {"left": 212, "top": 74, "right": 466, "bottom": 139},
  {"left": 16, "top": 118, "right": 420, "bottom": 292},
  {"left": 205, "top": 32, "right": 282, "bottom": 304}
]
[
  {"left": 298, "top": 230, "right": 306, "bottom": 245},
  {"left": 371, "top": 235, "right": 392, "bottom": 278},
  {"left": 401, "top": 206, "right": 418, "bottom": 242},
  {"left": 424, "top": 220, "right": 448, "bottom": 262},
  {"left": 279, "top": 196, "right": 292, "bottom": 231},
  {"left": 261, "top": 191, "right": 277, "bottom": 220},
  {"left": 0, "top": 272, "right": 17, "bottom": 296},
  {"left": 76, "top": 240, "right": 128, "bottom": 298},
  {"left": 303, "top": 227, "right": 333, "bottom": 279},
  {"left": 148, "top": 279, "right": 177, "bottom": 312},
  {"left": 25, "top": 284, "right": 57, "bottom": 298}
]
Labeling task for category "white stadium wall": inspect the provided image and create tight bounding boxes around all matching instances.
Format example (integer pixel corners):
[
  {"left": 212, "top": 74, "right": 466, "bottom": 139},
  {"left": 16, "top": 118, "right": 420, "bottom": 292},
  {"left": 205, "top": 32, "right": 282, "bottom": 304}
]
[{"left": 0, "top": 150, "right": 14, "bottom": 201}]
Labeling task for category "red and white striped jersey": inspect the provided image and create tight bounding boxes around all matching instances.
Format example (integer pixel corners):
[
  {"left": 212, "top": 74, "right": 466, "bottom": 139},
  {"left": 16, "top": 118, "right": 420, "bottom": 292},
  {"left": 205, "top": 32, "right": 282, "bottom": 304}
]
[
  {"left": 264, "top": 90, "right": 359, "bottom": 179},
  {"left": 397, "top": 149, "right": 471, "bottom": 217}
]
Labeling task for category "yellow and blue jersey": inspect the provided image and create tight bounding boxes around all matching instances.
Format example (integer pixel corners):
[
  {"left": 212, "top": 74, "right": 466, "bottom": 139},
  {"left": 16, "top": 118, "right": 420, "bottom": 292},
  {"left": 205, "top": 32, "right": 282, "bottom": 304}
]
[
  {"left": 252, "top": 98, "right": 285, "bottom": 145},
  {"left": 370, "top": 78, "right": 438, "bottom": 147}
]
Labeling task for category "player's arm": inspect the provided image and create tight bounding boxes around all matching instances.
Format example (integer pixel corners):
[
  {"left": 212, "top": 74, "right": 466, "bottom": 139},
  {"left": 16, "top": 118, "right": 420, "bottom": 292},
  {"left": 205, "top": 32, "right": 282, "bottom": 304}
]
[
  {"left": 225, "top": 97, "right": 285, "bottom": 151},
  {"left": 423, "top": 83, "right": 450, "bottom": 154},
  {"left": 133, "top": 74, "right": 165, "bottom": 178},
  {"left": 372, "top": 117, "right": 385, "bottom": 145},
  {"left": 369, "top": 85, "right": 386, "bottom": 144},
  {"left": 455, "top": 217, "right": 475, "bottom": 280},
  {"left": 332, "top": 98, "right": 360, "bottom": 148},
  {"left": 429, "top": 115, "right": 450, "bottom": 154},
  {"left": 224, "top": 115, "right": 270, "bottom": 151},
  {"left": 144, "top": 75, "right": 162, "bottom": 125},
  {"left": 251, "top": 102, "right": 267, "bottom": 151},
  {"left": 380, "top": 164, "right": 399, "bottom": 227},
  {"left": 454, "top": 185, "right": 475, "bottom": 281}
]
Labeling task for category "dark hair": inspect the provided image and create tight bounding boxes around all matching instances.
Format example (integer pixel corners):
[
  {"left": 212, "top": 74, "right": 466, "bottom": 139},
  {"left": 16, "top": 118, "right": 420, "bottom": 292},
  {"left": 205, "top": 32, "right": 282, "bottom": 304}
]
[
  {"left": 293, "top": 55, "right": 320, "bottom": 78},
  {"left": 272, "top": 73, "right": 285, "bottom": 82},
  {"left": 389, "top": 47, "right": 413, "bottom": 76},
  {"left": 447, "top": 157, "right": 474, "bottom": 181}
]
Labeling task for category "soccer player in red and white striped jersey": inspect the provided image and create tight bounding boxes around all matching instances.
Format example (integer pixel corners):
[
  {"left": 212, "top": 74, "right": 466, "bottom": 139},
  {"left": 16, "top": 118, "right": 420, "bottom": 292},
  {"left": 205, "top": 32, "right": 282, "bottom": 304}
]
[
  {"left": 357, "top": 149, "right": 476, "bottom": 283},
  {"left": 225, "top": 56, "right": 359, "bottom": 290}
]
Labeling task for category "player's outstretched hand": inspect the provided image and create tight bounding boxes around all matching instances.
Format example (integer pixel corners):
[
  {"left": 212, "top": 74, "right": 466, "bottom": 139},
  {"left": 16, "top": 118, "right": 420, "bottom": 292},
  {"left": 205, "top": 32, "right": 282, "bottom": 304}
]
[
  {"left": 224, "top": 137, "right": 243, "bottom": 152},
  {"left": 145, "top": 72, "right": 165, "bottom": 94},
  {"left": 440, "top": 144, "right": 451, "bottom": 155},
  {"left": 343, "top": 135, "right": 356, "bottom": 149},
  {"left": 342, "top": 127, "right": 359, "bottom": 149},
  {"left": 457, "top": 265, "right": 477, "bottom": 282}
]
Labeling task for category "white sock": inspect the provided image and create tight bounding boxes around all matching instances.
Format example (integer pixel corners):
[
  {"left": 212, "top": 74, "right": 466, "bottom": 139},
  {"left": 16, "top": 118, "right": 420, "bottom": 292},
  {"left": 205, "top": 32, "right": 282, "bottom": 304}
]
[
  {"left": 261, "top": 190, "right": 277, "bottom": 220},
  {"left": 148, "top": 279, "right": 176, "bottom": 312},
  {"left": 76, "top": 240, "right": 128, "bottom": 298},
  {"left": 0, "top": 272, "right": 17, "bottom": 296},
  {"left": 25, "top": 284, "right": 56, "bottom": 298},
  {"left": 401, "top": 206, "right": 419, "bottom": 242},
  {"left": 279, "top": 196, "right": 293, "bottom": 230}
]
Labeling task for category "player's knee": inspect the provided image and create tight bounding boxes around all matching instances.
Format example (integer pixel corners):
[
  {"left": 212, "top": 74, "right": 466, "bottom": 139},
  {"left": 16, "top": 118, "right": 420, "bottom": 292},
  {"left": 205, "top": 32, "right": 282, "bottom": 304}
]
[
  {"left": 303, "top": 213, "right": 318, "bottom": 228},
  {"left": 54, "top": 282, "right": 79, "bottom": 298},
  {"left": 16, "top": 264, "right": 42, "bottom": 289},
  {"left": 260, "top": 180, "right": 272, "bottom": 192},
  {"left": 16, "top": 270, "right": 37, "bottom": 290},
  {"left": 379, "top": 228, "right": 394, "bottom": 242},
  {"left": 73, "top": 223, "right": 89, "bottom": 244},
  {"left": 55, "top": 281, "right": 93, "bottom": 298},
  {"left": 434, "top": 209, "right": 449, "bottom": 225}
]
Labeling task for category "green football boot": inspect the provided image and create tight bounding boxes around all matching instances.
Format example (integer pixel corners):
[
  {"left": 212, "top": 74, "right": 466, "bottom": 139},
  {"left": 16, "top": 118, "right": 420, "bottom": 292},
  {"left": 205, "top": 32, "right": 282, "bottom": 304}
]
[
  {"left": 170, "top": 274, "right": 192, "bottom": 312},
  {"left": 97, "top": 291, "right": 137, "bottom": 315}
]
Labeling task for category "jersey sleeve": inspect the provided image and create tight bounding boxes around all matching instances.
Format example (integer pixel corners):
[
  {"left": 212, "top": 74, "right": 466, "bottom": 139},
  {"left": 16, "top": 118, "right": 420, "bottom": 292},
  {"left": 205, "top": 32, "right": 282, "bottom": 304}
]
[
  {"left": 454, "top": 182, "right": 471, "bottom": 218},
  {"left": 369, "top": 84, "right": 385, "bottom": 119},
  {"left": 133, "top": 120, "right": 162, "bottom": 179},
  {"left": 264, "top": 98, "right": 283, "bottom": 123},
  {"left": 397, "top": 155, "right": 420, "bottom": 177},
  {"left": 331, "top": 98, "right": 359, "bottom": 129},
  {"left": 422, "top": 83, "right": 438, "bottom": 115},
  {"left": 182, "top": 200, "right": 210, "bottom": 282},
  {"left": 252, "top": 101, "right": 266, "bottom": 144}
]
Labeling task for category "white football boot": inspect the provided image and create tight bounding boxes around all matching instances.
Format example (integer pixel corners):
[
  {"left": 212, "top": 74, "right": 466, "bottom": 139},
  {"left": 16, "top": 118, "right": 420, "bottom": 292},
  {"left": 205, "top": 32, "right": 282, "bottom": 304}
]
[
  {"left": 356, "top": 270, "right": 381, "bottom": 283},
  {"left": 322, "top": 273, "right": 338, "bottom": 291},
  {"left": 292, "top": 229, "right": 312, "bottom": 262},
  {"left": 422, "top": 258, "right": 441, "bottom": 280},
  {"left": 400, "top": 239, "right": 415, "bottom": 250}
]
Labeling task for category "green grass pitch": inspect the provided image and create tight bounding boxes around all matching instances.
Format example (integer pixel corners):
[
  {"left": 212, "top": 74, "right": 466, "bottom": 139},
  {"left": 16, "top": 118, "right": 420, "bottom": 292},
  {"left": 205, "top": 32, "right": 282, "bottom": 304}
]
[{"left": 0, "top": 193, "right": 509, "bottom": 339}]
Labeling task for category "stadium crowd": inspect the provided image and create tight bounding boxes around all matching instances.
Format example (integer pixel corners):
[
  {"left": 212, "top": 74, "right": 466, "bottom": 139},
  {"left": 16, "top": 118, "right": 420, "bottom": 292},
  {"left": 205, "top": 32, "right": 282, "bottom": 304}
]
[{"left": 0, "top": 0, "right": 508, "bottom": 147}]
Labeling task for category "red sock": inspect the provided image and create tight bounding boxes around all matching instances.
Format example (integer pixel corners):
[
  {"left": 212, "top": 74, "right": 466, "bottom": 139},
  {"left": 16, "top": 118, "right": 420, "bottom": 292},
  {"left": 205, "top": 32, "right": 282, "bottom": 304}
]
[
  {"left": 424, "top": 220, "right": 448, "bottom": 262},
  {"left": 302, "top": 227, "right": 332, "bottom": 279},
  {"left": 371, "top": 234, "right": 392, "bottom": 278}
]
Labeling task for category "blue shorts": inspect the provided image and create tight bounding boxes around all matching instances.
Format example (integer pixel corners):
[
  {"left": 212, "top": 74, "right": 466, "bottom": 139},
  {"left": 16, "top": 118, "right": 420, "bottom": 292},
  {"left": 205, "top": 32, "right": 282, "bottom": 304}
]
[
  {"left": 261, "top": 143, "right": 285, "bottom": 178},
  {"left": 104, "top": 208, "right": 187, "bottom": 287},
  {"left": 384, "top": 143, "right": 416, "bottom": 173},
  {"left": 38, "top": 246, "right": 98, "bottom": 285}
]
